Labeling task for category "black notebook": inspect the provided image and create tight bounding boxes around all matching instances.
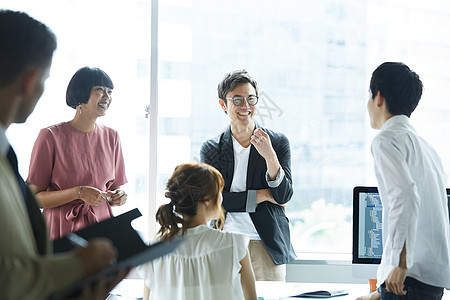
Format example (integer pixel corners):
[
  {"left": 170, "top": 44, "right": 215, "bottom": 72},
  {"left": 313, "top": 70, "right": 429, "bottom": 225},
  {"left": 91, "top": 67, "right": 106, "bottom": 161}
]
[
  {"left": 49, "top": 208, "right": 183, "bottom": 300},
  {"left": 292, "top": 289, "right": 348, "bottom": 298}
]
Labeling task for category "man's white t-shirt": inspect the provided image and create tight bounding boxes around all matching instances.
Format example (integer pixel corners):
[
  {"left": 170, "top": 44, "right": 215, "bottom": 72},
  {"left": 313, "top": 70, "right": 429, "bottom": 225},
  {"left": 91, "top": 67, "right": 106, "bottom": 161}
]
[{"left": 222, "top": 136, "right": 260, "bottom": 240}]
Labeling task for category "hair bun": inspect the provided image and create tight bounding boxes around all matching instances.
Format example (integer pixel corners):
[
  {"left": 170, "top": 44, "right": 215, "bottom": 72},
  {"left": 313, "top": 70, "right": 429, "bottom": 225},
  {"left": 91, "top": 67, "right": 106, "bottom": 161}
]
[{"left": 165, "top": 189, "right": 184, "bottom": 204}]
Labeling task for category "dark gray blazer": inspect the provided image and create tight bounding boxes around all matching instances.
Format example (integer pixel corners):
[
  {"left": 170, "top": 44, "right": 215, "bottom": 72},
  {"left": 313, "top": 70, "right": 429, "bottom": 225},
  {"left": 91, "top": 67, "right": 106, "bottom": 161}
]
[{"left": 200, "top": 125, "right": 296, "bottom": 264}]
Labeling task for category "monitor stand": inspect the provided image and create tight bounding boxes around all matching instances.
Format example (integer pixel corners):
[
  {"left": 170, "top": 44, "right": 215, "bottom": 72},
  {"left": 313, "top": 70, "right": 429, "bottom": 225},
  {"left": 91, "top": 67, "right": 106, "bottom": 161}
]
[{"left": 352, "top": 263, "right": 378, "bottom": 279}]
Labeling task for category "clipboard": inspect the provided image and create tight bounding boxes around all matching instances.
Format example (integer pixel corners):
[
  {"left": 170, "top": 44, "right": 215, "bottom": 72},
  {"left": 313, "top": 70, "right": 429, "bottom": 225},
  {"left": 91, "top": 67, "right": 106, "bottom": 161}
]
[
  {"left": 291, "top": 289, "right": 348, "bottom": 298},
  {"left": 49, "top": 208, "right": 183, "bottom": 299}
]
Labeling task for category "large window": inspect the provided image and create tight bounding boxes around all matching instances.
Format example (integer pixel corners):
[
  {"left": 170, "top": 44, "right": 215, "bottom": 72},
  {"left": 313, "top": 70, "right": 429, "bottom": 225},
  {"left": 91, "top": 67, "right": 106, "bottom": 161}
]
[
  {"left": 156, "top": 0, "right": 450, "bottom": 259},
  {"left": 3, "top": 0, "right": 152, "bottom": 233},
  {"left": 4, "top": 0, "right": 450, "bottom": 259}
]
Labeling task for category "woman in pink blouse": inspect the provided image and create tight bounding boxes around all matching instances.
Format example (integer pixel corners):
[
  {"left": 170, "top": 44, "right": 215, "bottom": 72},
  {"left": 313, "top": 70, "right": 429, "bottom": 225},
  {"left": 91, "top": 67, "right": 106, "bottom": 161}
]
[{"left": 27, "top": 67, "right": 128, "bottom": 240}]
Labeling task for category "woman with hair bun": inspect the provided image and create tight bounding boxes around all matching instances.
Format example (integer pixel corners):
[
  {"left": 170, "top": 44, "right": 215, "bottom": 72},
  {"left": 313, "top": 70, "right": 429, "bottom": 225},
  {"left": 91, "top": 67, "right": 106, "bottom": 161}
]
[{"left": 139, "top": 162, "right": 257, "bottom": 300}]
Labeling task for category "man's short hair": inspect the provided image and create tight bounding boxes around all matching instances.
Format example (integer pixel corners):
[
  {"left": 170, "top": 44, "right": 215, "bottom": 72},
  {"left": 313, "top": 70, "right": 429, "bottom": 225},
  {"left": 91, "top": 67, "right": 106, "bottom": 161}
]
[
  {"left": 0, "top": 10, "right": 57, "bottom": 88},
  {"left": 66, "top": 67, "right": 114, "bottom": 109},
  {"left": 370, "top": 62, "right": 423, "bottom": 117},
  {"left": 217, "top": 69, "right": 259, "bottom": 101}
]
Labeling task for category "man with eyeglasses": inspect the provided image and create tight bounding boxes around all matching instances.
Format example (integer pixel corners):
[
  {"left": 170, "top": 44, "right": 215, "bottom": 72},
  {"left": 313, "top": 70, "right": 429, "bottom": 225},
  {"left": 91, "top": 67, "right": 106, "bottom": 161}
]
[{"left": 200, "top": 70, "right": 296, "bottom": 281}]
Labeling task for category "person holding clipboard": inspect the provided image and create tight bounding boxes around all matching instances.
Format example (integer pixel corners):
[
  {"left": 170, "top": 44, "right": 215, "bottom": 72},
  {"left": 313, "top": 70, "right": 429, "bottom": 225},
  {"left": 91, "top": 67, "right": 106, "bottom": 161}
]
[{"left": 0, "top": 10, "right": 127, "bottom": 299}]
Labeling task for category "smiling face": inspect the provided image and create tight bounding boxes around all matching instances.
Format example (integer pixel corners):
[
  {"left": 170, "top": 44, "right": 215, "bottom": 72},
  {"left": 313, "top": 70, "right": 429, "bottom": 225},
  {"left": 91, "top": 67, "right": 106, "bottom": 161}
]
[
  {"left": 83, "top": 86, "right": 113, "bottom": 117},
  {"left": 220, "top": 82, "right": 257, "bottom": 128}
]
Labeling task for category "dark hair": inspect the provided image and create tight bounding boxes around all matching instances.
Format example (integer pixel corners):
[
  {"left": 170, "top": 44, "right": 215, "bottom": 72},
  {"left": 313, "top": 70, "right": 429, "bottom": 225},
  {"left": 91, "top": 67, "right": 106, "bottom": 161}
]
[
  {"left": 218, "top": 69, "right": 259, "bottom": 101},
  {"left": 370, "top": 62, "right": 423, "bottom": 117},
  {"left": 156, "top": 163, "right": 225, "bottom": 241},
  {"left": 66, "top": 67, "right": 114, "bottom": 108},
  {"left": 0, "top": 10, "right": 57, "bottom": 88}
]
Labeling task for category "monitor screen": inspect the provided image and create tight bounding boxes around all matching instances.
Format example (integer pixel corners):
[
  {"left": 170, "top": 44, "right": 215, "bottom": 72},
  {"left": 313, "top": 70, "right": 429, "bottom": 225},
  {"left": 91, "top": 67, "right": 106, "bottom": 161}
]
[
  {"left": 352, "top": 186, "right": 382, "bottom": 265},
  {"left": 352, "top": 186, "right": 450, "bottom": 277}
]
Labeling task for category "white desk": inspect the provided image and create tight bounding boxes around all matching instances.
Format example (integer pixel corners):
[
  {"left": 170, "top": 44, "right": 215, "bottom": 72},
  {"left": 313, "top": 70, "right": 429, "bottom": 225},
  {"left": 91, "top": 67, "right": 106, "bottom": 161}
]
[
  {"left": 109, "top": 279, "right": 450, "bottom": 299},
  {"left": 260, "top": 281, "right": 450, "bottom": 299},
  {"left": 257, "top": 281, "right": 368, "bottom": 299}
]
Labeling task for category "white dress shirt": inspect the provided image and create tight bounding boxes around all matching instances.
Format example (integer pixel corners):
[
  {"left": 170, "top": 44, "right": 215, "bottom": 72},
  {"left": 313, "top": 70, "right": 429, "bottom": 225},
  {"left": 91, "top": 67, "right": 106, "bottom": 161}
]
[
  {"left": 138, "top": 225, "right": 249, "bottom": 300},
  {"left": 372, "top": 115, "right": 450, "bottom": 288}
]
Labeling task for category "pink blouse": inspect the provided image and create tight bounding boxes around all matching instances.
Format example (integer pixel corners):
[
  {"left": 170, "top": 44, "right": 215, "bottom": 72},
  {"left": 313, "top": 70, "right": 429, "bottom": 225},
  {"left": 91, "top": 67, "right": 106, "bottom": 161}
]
[{"left": 27, "top": 122, "right": 127, "bottom": 240}]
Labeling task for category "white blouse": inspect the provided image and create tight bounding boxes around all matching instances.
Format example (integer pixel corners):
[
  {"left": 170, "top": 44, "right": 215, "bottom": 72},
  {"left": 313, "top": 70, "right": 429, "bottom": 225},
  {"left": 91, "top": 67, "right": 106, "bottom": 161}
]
[{"left": 138, "top": 225, "right": 250, "bottom": 300}]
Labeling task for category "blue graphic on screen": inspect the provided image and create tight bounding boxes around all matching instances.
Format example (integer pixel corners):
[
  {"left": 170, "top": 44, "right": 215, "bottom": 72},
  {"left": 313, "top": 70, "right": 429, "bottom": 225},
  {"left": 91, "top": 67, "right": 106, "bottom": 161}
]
[{"left": 358, "top": 192, "right": 383, "bottom": 259}]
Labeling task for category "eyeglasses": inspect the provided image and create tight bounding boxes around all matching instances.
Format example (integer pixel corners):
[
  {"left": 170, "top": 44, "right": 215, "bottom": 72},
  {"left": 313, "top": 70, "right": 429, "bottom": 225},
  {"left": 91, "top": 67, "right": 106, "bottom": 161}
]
[{"left": 226, "top": 95, "right": 259, "bottom": 107}]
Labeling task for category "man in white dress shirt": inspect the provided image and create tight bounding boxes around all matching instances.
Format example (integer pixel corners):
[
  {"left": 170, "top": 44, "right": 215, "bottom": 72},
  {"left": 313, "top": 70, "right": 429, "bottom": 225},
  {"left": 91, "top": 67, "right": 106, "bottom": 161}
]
[{"left": 363, "top": 62, "right": 450, "bottom": 300}]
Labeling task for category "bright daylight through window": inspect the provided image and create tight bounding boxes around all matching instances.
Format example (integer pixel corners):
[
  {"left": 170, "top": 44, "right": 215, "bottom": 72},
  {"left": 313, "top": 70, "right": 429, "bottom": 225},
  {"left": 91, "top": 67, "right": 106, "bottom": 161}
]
[{"left": 4, "top": 0, "right": 450, "bottom": 260}]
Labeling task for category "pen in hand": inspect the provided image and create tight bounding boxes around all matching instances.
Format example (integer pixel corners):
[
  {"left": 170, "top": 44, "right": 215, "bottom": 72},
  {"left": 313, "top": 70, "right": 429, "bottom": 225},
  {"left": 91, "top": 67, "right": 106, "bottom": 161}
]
[{"left": 66, "top": 233, "right": 89, "bottom": 248}]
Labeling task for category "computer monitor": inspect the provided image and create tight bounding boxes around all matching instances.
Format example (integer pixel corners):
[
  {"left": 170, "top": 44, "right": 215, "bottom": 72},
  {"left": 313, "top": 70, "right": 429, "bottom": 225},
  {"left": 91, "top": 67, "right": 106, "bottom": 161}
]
[
  {"left": 352, "top": 186, "right": 450, "bottom": 279},
  {"left": 352, "top": 186, "right": 381, "bottom": 279}
]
